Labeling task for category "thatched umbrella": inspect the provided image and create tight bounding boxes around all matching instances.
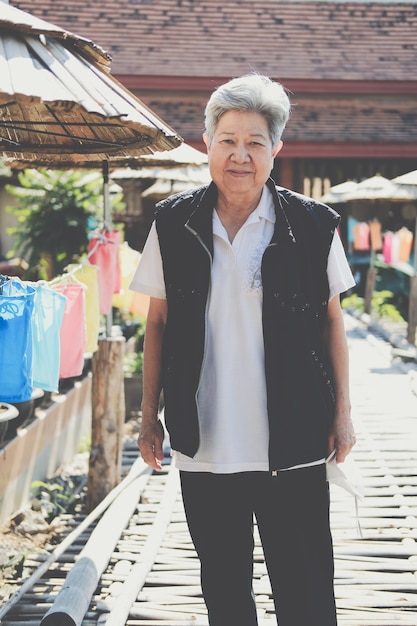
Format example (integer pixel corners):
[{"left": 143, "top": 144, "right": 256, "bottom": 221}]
[
  {"left": 5, "top": 141, "right": 207, "bottom": 172},
  {"left": 0, "top": 3, "right": 181, "bottom": 162}
]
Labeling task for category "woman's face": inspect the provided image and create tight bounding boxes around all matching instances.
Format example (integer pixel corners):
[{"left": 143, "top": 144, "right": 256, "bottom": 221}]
[{"left": 203, "top": 110, "right": 282, "bottom": 200}]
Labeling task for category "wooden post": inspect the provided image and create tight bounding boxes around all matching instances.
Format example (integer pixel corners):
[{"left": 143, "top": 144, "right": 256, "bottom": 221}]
[
  {"left": 364, "top": 265, "right": 377, "bottom": 315},
  {"left": 87, "top": 336, "right": 126, "bottom": 512},
  {"left": 407, "top": 274, "right": 417, "bottom": 345}
]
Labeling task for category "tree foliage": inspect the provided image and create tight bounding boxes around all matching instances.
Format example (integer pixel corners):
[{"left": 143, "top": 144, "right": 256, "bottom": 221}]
[{"left": 6, "top": 169, "right": 107, "bottom": 279}]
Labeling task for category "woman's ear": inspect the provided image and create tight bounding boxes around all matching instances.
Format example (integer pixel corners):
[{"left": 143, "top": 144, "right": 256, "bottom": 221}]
[
  {"left": 272, "top": 140, "right": 283, "bottom": 158},
  {"left": 203, "top": 133, "right": 210, "bottom": 153}
]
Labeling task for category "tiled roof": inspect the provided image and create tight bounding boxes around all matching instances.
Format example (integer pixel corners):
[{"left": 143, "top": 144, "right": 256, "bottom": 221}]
[
  {"left": 11, "top": 1, "right": 417, "bottom": 81},
  {"left": 143, "top": 92, "right": 417, "bottom": 148}
]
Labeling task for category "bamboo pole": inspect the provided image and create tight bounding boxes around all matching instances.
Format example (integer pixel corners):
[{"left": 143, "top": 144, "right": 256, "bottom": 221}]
[
  {"left": 103, "top": 465, "right": 180, "bottom": 626},
  {"left": 40, "top": 465, "right": 152, "bottom": 626},
  {"left": 0, "top": 458, "right": 150, "bottom": 621}
]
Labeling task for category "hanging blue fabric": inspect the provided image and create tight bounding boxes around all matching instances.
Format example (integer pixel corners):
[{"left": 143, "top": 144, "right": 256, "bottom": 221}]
[
  {"left": 31, "top": 282, "right": 67, "bottom": 393},
  {"left": 0, "top": 277, "right": 35, "bottom": 402}
]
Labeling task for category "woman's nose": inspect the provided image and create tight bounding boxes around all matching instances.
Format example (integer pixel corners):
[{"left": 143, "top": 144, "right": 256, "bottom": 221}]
[{"left": 231, "top": 145, "right": 250, "bottom": 162}]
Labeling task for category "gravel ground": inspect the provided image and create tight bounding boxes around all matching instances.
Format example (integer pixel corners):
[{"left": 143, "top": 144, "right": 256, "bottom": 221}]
[
  {"left": 0, "top": 449, "right": 90, "bottom": 604},
  {"left": 0, "top": 417, "right": 140, "bottom": 605}
]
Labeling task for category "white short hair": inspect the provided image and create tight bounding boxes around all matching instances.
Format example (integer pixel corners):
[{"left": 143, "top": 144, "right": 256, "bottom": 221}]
[{"left": 204, "top": 74, "right": 291, "bottom": 146}]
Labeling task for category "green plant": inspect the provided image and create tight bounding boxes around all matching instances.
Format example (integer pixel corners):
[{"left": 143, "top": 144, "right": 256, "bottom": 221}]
[
  {"left": 342, "top": 290, "right": 404, "bottom": 322},
  {"left": 371, "top": 290, "right": 405, "bottom": 322},
  {"left": 30, "top": 476, "right": 84, "bottom": 523},
  {"left": 6, "top": 169, "right": 123, "bottom": 280},
  {"left": 341, "top": 293, "right": 365, "bottom": 311},
  {"left": 122, "top": 317, "right": 146, "bottom": 376},
  {"left": 78, "top": 435, "right": 91, "bottom": 455}
]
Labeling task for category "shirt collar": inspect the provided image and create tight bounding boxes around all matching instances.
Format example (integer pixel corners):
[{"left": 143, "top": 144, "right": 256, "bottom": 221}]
[
  {"left": 213, "top": 185, "right": 276, "bottom": 235},
  {"left": 256, "top": 185, "right": 276, "bottom": 224}
]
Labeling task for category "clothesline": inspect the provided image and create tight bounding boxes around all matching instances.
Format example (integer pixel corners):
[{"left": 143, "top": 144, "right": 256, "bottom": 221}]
[{"left": 0, "top": 232, "right": 145, "bottom": 405}]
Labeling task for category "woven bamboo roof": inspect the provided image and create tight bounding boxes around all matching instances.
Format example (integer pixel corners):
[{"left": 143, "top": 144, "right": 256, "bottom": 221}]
[
  {"left": 0, "top": 3, "right": 182, "bottom": 163},
  {"left": 5, "top": 142, "right": 207, "bottom": 173}
]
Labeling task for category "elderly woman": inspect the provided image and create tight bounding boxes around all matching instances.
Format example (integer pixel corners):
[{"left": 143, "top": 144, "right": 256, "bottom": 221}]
[{"left": 130, "top": 74, "right": 356, "bottom": 626}]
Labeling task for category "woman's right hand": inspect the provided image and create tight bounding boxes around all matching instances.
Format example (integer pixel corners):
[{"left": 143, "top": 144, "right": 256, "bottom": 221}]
[{"left": 137, "top": 417, "right": 165, "bottom": 470}]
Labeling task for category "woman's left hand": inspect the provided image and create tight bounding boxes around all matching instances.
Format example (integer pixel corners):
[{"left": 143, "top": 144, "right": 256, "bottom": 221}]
[{"left": 328, "top": 413, "right": 356, "bottom": 463}]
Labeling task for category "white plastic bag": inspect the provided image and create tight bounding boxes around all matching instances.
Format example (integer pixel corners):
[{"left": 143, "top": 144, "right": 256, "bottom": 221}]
[
  {"left": 326, "top": 450, "right": 364, "bottom": 537},
  {"left": 326, "top": 450, "right": 364, "bottom": 500}
]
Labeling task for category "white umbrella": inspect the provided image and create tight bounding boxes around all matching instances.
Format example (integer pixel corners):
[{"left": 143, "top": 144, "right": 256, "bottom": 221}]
[
  {"left": 320, "top": 180, "right": 358, "bottom": 205},
  {"left": 109, "top": 143, "right": 209, "bottom": 184},
  {"left": 141, "top": 179, "right": 200, "bottom": 200},
  {"left": 343, "top": 174, "right": 417, "bottom": 203},
  {"left": 136, "top": 142, "right": 208, "bottom": 167},
  {"left": 392, "top": 170, "right": 417, "bottom": 186},
  {"left": 111, "top": 164, "right": 210, "bottom": 184}
]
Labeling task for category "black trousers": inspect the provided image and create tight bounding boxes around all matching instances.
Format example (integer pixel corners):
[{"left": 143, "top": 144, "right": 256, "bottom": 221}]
[{"left": 180, "top": 465, "right": 337, "bottom": 626}]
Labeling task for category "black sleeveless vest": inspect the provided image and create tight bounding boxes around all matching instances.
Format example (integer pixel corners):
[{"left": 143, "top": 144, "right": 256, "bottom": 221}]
[{"left": 155, "top": 178, "right": 340, "bottom": 470}]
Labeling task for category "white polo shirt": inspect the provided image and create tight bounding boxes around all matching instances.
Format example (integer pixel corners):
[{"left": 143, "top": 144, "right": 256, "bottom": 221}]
[{"left": 130, "top": 186, "right": 355, "bottom": 473}]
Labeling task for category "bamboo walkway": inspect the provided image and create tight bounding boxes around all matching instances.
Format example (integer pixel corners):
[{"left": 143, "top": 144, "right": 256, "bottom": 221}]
[
  {"left": 330, "top": 313, "right": 417, "bottom": 626},
  {"left": 1, "top": 312, "right": 416, "bottom": 625}
]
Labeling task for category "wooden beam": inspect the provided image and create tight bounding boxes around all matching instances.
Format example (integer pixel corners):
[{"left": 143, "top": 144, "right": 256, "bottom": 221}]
[
  {"left": 186, "top": 139, "right": 417, "bottom": 159},
  {"left": 115, "top": 75, "right": 417, "bottom": 96}
]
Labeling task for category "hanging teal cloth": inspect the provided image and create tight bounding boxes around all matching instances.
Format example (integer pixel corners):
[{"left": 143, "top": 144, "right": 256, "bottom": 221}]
[
  {"left": 0, "top": 277, "right": 35, "bottom": 402},
  {"left": 31, "top": 283, "right": 67, "bottom": 392}
]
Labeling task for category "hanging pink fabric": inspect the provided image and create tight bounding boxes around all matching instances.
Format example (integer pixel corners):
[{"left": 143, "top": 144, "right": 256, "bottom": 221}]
[
  {"left": 66, "top": 263, "right": 101, "bottom": 354},
  {"left": 51, "top": 282, "right": 87, "bottom": 379},
  {"left": 382, "top": 231, "right": 393, "bottom": 263},
  {"left": 88, "top": 229, "right": 121, "bottom": 314},
  {"left": 391, "top": 232, "right": 401, "bottom": 264}
]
